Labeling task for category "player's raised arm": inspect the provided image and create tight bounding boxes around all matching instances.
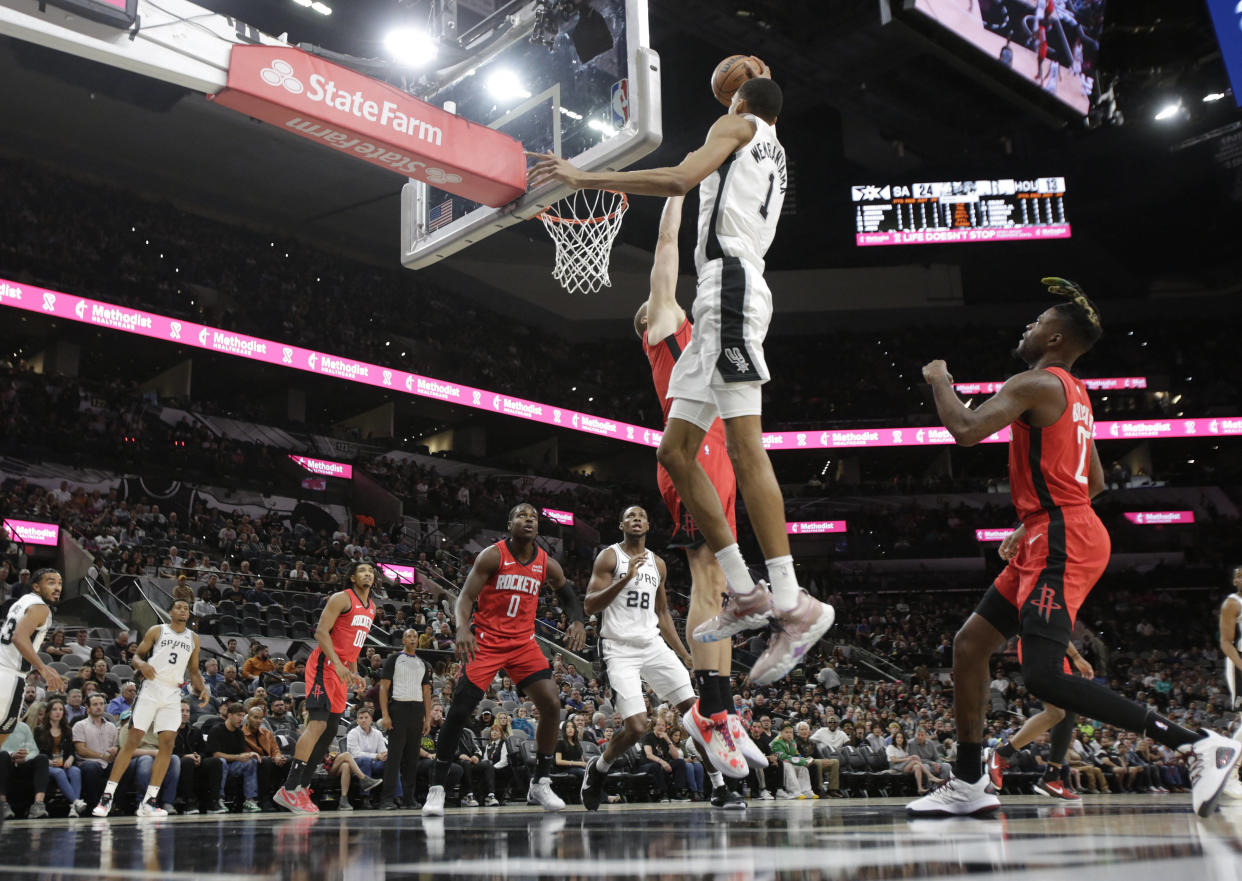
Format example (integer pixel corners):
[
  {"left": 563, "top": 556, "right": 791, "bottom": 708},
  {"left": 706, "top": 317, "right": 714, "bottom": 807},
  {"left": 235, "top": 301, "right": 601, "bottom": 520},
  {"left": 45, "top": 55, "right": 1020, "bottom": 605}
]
[
  {"left": 645, "top": 196, "right": 687, "bottom": 342},
  {"left": 547, "top": 557, "right": 586, "bottom": 652},
  {"left": 922, "top": 362, "right": 1052, "bottom": 447},
  {"left": 455, "top": 545, "right": 501, "bottom": 663},
  {"left": 584, "top": 547, "right": 634, "bottom": 616},
  {"left": 526, "top": 114, "right": 755, "bottom": 196}
]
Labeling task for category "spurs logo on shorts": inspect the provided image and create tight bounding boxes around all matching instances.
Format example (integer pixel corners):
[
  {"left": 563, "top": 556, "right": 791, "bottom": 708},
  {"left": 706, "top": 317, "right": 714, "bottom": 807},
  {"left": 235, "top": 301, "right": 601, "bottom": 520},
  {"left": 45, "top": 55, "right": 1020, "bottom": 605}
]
[{"left": 723, "top": 347, "right": 751, "bottom": 374}]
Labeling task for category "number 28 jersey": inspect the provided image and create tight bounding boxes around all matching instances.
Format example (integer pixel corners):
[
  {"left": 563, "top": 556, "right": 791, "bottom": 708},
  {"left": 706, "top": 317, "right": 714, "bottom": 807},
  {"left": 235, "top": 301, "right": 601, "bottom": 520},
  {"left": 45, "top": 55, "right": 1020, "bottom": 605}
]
[
  {"left": 1009, "top": 366, "right": 1094, "bottom": 523},
  {"left": 473, "top": 540, "right": 548, "bottom": 644}
]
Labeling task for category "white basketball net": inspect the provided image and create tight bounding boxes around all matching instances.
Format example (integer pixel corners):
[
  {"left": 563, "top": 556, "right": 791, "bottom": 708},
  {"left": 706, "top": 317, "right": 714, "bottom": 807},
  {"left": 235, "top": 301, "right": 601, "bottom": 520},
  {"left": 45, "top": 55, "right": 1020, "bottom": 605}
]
[{"left": 538, "top": 189, "right": 629, "bottom": 295}]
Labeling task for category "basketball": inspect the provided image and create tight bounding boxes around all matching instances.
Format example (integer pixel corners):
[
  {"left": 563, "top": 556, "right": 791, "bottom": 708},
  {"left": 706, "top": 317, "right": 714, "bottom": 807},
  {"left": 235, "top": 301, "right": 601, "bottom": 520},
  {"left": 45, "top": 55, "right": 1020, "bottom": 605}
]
[{"left": 711, "top": 54, "right": 769, "bottom": 107}]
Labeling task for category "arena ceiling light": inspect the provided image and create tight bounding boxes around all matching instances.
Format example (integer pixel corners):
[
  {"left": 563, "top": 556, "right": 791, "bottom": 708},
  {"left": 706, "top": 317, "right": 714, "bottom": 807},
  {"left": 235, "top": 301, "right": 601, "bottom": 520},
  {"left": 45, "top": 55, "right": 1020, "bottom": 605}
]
[
  {"left": 384, "top": 27, "right": 440, "bottom": 67},
  {"left": 1153, "top": 101, "right": 1183, "bottom": 121},
  {"left": 485, "top": 69, "right": 531, "bottom": 102},
  {"left": 1203, "top": 92, "right": 1227, "bottom": 102},
  {"left": 310, "top": 1, "right": 332, "bottom": 15}
]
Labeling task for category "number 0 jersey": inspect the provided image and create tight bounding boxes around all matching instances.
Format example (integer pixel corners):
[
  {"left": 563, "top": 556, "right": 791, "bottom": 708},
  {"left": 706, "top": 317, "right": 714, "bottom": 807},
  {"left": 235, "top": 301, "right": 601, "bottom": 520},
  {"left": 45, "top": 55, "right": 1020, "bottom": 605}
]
[
  {"left": 598, "top": 544, "right": 662, "bottom": 645},
  {"left": 309, "top": 588, "right": 376, "bottom": 668},
  {"left": 1008, "top": 367, "right": 1095, "bottom": 523},
  {"left": 0, "top": 594, "right": 49, "bottom": 675},
  {"left": 144, "top": 623, "right": 196, "bottom": 687},
  {"left": 473, "top": 540, "right": 548, "bottom": 644}
]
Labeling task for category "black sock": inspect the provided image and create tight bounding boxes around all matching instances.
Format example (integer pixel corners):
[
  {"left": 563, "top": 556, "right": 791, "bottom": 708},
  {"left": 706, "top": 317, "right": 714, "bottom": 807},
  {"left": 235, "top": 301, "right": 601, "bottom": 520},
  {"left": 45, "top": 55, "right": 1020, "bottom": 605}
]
[
  {"left": 286, "top": 759, "right": 307, "bottom": 788},
  {"left": 997, "top": 742, "right": 1016, "bottom": 760},
  {"left": 954, "top": 742, "right": 984, "bottom": 783},
  {"left": 717, "top": 676, "right": 735, "bottom": 717},
  {"left": 536, "top": 752, "right": 554, "bottom": 780},
  {"left": 1050, "top": 712, "right": 1077, "bottom": 765},
  {"left": 695, "top": 670, "right": 724, "bottom": 716},
  {"left": 1060, "top": 764, "right": 1072, "bottom": 785},
  {"left": 1042, "top": 761, "right": 1061, "bottom": 779},
  {"left": 1143, "top": 710, "right": 1201, "bottom": 749}
]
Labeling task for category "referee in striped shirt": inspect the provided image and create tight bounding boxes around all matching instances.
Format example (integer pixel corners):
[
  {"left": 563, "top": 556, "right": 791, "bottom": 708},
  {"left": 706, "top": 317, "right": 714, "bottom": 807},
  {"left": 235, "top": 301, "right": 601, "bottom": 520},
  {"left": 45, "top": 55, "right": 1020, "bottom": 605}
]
[{"left": 378, "top": 629, "right": 433, "bottom": 809}]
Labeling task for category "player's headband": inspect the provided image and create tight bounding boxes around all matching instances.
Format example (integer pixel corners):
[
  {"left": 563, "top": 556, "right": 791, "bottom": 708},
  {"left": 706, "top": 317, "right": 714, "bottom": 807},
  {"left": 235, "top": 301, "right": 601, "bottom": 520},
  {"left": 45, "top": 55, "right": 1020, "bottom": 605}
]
[{"left": 1041, "top": 276, "right": 1100, "bottom": 328}]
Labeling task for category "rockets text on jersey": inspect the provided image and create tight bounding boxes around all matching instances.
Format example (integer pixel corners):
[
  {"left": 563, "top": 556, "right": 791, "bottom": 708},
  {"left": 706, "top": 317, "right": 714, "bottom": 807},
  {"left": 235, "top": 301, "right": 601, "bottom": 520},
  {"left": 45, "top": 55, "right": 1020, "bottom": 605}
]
[
  {"left": 1009, "top": 367, "right": 1095, "bottom": 522},
  {"left": 599, "top": 544, "right": 662, "bottom": 644},
  {"left": 327, "top": 588, "right": 376, "bottom": 665},
  {"left": 474, "top": 540, "right": 549, "bottom": 643}
]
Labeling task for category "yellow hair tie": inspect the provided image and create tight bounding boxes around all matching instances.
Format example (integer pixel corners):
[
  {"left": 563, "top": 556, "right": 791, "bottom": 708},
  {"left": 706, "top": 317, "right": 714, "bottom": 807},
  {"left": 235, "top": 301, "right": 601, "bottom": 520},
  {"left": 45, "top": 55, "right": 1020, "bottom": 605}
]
[{"left": 1041, "top": 276, "right": 1099, "bottom": 328}]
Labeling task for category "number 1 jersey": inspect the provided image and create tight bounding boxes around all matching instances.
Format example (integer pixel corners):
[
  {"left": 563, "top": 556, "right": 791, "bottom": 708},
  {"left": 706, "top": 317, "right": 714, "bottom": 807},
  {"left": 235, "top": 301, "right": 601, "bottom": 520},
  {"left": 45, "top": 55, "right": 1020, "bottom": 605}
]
[
  {"left": 1008, "top": 366, "right": 1094, "bottom": 523},
  {"left": 474, "top": 541, "right": 548, "bottom": 644}
]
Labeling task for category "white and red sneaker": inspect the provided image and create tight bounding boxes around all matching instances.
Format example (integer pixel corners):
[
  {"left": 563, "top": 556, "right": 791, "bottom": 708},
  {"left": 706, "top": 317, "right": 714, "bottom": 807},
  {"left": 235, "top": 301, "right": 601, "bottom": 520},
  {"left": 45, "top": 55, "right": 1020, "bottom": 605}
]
[
  {"left": 692, "top": 585, "right": 774, "bottom": 643},
  {"left": 985, "top": 746, "right": 1009, "bottom": 791},
  {"left": 273, "top": 786, "right": 304, "bottom": 814},
  {"left": 727, "top": 713, "right": 767, "bottom": 769},
  {"left": 1033, "top": 778, "right": 1080, "bottom": 801},
  {"left": 683, "top": 703, "right": 748, "bottom": 779},
  {"left": 297, "top": 787, "right": 320, "bottom": 814}
]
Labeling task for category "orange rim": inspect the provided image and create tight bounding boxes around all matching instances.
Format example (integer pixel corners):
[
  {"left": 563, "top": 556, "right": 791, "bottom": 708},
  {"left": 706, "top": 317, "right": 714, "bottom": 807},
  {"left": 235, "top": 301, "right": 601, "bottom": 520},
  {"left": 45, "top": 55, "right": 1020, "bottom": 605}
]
[{"left": 537, "top": 190, "right": 628, "bottom": 225}]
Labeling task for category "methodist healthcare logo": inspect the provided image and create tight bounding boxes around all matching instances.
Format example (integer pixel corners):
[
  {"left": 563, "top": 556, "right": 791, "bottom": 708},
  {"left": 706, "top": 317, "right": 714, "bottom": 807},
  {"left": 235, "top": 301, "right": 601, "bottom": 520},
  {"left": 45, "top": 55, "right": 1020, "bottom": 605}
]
[
  {"left": 1030, "top": 583, "right": 1062, "bottom": 623},
  {"left": 289, "top": 455, "right": 353, "bottom": 479}
]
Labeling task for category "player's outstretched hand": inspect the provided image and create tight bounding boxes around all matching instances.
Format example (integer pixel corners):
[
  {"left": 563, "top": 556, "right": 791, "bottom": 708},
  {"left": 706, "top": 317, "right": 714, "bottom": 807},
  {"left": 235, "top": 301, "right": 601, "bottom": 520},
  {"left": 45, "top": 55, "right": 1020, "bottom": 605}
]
[
  {"left": 565, "top": 621, "right": 586, "bottom": 653},
  {"left": 455, "top": 628, "right": 478, "bottom": 665},
  {"left": 998, "top": 524, "right": 1026, "bottom": 561},
  {"left": 526, "top": 151, "right": 584, "bottom": 191},
  {"left": 922, "top": 359, "right": 953, "bottom": 385},
  {"left": 625, "top": 552, "right": 647, "bottom": 582},
  {"left": 749, "top": 56, "right": 772, "bottom": 79},
  {"left": 40, "top": 665, "right": 65, "bottom": 694}
]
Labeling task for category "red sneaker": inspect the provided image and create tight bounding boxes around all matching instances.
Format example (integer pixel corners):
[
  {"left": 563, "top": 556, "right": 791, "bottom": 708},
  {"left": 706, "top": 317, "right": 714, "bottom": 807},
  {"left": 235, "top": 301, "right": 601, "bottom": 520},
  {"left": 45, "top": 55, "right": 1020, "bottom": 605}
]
[
  {"left": 985, "top": 747, "right": 1010, "bottom": 791},
  {"left": 1033, "top": 778, "right": 1079, "bottom": 800},
  {"left": 297, "top": 787, "right": 320, "bottom": 814}
]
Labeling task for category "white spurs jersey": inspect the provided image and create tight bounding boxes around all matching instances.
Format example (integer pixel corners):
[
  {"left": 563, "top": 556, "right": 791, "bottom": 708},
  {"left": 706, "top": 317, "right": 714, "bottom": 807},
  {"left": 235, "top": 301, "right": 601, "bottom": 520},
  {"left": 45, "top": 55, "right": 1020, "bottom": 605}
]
[
  {"left": 599, "top": 544, "right": 662, "bottom": 644},
  {"left": 1228, "top": 594, "right": 1242, "bottom": 652},
  {"left": 0, "top": 594, "right": 49, "bottom": 674},
  {"left": 694, "top": 113, "right": 787, "bottom": 274},
  {"left": 143, "top": 624, "right": 195, "bottom": 688}
]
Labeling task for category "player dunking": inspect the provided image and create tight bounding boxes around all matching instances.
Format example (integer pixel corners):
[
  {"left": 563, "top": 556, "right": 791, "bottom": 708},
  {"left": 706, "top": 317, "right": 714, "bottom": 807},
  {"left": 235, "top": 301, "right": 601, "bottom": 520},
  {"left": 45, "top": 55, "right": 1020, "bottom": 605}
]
[
  {"left": 422, "top": 503, "right": 586, "bottom": 816},
  {"left": 275, "top": 561, "right": 379, "bottom": 814},
  {"left": 93, "top": 591, "right": 210, "bottom": 817},
  {"left": 908, "top": 278, "right": 1240, "bottom": 818},
  {"left": 0, "top": 569, "right": 65, "bottom": 748},
  {"left": 529, "top": 74, "right": 834, "bottom": 687},
  {"left": 580, "top": 506, "right": 745, "bottom": 810},
  {"left": 635, "top": 194, "right": 763, "bottom": 780}
]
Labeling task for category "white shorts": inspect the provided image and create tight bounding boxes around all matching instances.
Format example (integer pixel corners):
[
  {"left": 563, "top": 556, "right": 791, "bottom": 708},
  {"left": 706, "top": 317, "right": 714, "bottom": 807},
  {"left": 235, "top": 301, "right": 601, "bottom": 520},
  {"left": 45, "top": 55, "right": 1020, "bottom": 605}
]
[
  {"left": 0, "top": 669, "right": 24, "bottom": 735},
  {"left": 603, "top": 638, "right": 694, "bottom": 720},
  {"left": 131, "top": 681, "right": 182, "bottom": 733},
  {"left": 667, "top": 257, "right": 771, "bottom": 429}
]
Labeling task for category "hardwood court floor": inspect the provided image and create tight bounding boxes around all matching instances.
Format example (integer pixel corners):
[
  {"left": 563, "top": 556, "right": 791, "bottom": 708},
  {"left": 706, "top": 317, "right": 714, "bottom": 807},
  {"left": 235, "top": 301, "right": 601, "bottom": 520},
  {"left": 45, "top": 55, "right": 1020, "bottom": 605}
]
[{"left": 2, "top": 794, "right": 1241, "bottom": 880}]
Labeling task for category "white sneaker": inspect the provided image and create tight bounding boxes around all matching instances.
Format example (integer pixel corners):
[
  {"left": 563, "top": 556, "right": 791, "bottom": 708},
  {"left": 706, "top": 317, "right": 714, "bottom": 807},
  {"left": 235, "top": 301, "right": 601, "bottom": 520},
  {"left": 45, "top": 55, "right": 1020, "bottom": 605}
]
[
  {"left": 757, "top": 789, "right": 774, "bottom": 801},
  {"left": 421, "top": 785, "right": 446, "bottom": 817},
  {"left": 485, "top": 794, "right": 501, "bottom": 807},
  {"left": 462, "top": 794, "right": 479, "bottom": 807},
  {"left": 136, "top": 798, "right": 168, "bottom": 818},
  {"left": 727, "top": 714, "right": 767, "bottom": 769},
  {"left": 1222, "top": 776, "right": 1242, "bottom": 800},
  {"left": 526, "top": 777, "right": 565, "bottom": 812},
  {"left": 775, "top": 788, "right": 795, "bottom": 800},
  {"left": 682, "top": 704, "right": 748, "bottom": 779},
  {"left": 92, "top": 794, "right": 114, "bottom": 818},
  {"left": 906, "top": 775, "right": 1001, "bottom": 816},
  {"left": 693, "top": 583, "right": 774, "bottom": 643},
  {"left": 1182, "top": 729, "right": 1242, "bottom": 818},
  {"left": 749, "top": 591, "right": 836, "bottom": 686},
  {"left": 71, "top": 799, "right": 88, "bottom": 818}
]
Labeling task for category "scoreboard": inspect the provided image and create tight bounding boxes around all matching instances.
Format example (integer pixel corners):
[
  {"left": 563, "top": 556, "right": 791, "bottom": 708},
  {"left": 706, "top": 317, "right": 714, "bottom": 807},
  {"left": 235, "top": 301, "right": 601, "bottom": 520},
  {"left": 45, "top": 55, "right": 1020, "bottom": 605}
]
[{"left": 853, "top": 177, "right": 1072, "bottom": 247}]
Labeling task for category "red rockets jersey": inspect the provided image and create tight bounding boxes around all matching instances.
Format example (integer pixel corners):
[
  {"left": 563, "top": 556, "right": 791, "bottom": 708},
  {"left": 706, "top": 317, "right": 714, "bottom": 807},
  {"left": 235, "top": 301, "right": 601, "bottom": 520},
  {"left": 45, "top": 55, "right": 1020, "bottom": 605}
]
[
  {"left": 473, "top": 540, "right": 549, "bottom": 642},
  {"left": 643, "top": 318, "right": 729, "bottom": 458},
  {"left": 324, "top": 587, "right": 376, "bottom": 665},
  {"left": 1009, "top": 367, "right": 1095, "bottom": 522}
]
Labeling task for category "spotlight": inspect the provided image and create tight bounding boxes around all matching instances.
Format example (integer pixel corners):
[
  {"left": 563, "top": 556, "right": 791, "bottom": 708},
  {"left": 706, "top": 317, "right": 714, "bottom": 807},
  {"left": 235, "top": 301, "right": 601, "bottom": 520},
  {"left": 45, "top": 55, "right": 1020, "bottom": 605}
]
[
  {"left": 310, "top": 1, "right": 331, "bottom": 14},
  {"left": 1203, "top": 92, "right": 1226, "bottom": 102},
  {"left": 384, "top": 27, "right": 439, "bottom": 67},
  {"left": 1153, "top": 102, "right": 1182, "bottom": 121},
  {"left": 486, "top": 69, "right": 531, "bottom": 102}
]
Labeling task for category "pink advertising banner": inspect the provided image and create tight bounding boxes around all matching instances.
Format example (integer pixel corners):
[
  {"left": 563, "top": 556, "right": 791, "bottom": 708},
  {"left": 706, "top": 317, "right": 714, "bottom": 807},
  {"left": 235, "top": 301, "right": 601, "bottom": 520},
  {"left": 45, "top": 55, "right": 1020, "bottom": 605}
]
[
  {"left": 856, "top": 224, "right": 1072, "bottom": 247},
  {"left": 1124, "top": 511, "right": 1195, "bottom": 525},
  {"left": 975, "top": 528, "right": 1017, "bottom": 542},
  {"left": 542, "top": 508, "right": 575, "bottom": 526},
  {"left": 379, "top": 563, "right": 418, "bottom": 585},
  {"left": 3, "top": 519, "right": 60, "bottom": 546},
  {"left": 953, "top": 377, "right": 1148, "bottom": 395},
  {"left": 787, "top": 521, "right": 847, "bottom": 535},
  {"left": 3, "top": 278, "right": 1239, "bottom": 452},
  {"left": 289, "top": 455, "right": 353, "bottom": 479}
]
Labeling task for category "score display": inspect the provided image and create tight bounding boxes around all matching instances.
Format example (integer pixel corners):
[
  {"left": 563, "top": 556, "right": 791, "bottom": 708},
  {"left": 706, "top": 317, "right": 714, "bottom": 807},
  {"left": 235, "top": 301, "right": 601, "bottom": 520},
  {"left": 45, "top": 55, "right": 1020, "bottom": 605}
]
[{"left": 853, "top": 178, "right": 1072, "bottom": 247}]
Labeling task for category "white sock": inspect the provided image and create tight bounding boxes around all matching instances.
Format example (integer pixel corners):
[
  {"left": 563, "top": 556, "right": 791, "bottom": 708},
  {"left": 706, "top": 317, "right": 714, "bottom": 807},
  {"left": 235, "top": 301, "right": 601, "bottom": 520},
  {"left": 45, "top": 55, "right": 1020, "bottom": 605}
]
[
  {"left": 708, "top": 770, "right": 724, "bottom": 788},
  {"left": 766, "top": 555, "right": 799, "bottom": 611},
  {"left": 145, "top": 785, "right": 161, "bottom": 802},
  {"left": 714, "top": 544, "right": 756, "bottom": 595},
  {"left": 103, "top": 780, "right": 119, "bottom": 797},
  {"left": 596, "top": 755, "right": 614, "bottom": 773}
]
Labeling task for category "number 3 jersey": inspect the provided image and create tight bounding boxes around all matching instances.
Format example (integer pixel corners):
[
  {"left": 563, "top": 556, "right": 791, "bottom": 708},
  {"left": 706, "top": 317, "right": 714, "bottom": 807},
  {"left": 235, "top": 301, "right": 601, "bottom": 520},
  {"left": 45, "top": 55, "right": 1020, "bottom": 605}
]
[
  {"left": 599, "top": 544, "right": 662, "bottom": 644},
  {"left": 1008, "top": 366, "right": 1094, "bottom": 524},
  {"left": 474, "top": 541, "right": 548, "bottom": 644},
  {"left": 144, "top": 624, "right": 195, "bottom": 687},
  {"left": 0, "top": 594, "right": 49, "bottom": 675}
]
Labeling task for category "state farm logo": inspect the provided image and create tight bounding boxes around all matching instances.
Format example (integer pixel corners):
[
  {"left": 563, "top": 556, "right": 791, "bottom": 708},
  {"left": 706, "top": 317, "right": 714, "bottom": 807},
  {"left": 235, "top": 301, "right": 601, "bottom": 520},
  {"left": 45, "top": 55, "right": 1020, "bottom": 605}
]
[{"left": 261, "top": 59, "right": 303, "bottom": 94}]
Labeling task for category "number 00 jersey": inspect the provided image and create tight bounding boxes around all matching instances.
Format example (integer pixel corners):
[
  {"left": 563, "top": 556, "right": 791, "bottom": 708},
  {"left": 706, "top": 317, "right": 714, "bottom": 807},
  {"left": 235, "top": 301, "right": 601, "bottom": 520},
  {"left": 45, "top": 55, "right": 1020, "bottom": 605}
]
[
  {"left": 1008, "top": 366, "right": 1095, "bottom": 523},
  {"left": 694, "top": 113, "right": 787, "bottom": 274},
  {"left": 0, "top": 594, "right": 49, "bottom": 675},
  {"left": 473, "top": 540, "right": 548, "bottom": 644},
  {"left": 599, "top": 544, "right": 662, "bottom": 645},
  {"left": 308, "top": 588, "right": 376, "bottom": 669},
  {"left": 144, "top": 624, "right": 196, "bottom": 687}
]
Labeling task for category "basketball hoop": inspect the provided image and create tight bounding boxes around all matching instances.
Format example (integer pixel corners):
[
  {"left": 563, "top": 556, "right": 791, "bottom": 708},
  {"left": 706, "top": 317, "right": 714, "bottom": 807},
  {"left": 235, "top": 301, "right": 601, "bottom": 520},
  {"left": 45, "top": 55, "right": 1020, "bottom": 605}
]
[{"left": 537, "top": 189, "right": 629, "bottom": 295}]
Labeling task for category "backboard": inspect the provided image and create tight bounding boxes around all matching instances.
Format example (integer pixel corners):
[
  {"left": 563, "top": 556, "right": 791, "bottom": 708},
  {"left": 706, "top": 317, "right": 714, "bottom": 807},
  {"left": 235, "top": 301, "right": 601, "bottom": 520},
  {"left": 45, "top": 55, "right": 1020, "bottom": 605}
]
[{"left": 400, "top": 0, "right": 661, "bottom": 270}]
